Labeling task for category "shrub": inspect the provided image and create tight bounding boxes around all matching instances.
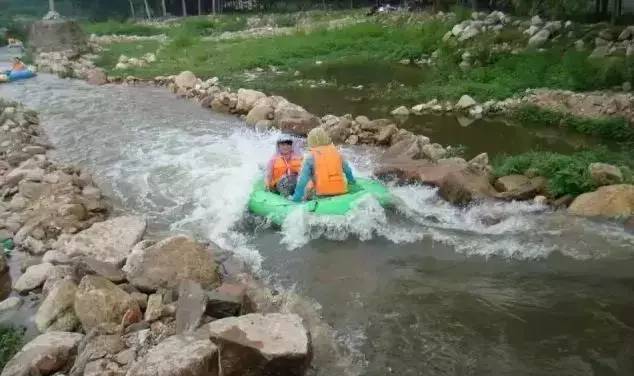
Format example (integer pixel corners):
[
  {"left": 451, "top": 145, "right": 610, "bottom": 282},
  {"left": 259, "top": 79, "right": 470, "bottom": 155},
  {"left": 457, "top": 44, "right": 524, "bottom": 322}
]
[{"left": 0, "top": 326, "right": 24, "bottom": 369}]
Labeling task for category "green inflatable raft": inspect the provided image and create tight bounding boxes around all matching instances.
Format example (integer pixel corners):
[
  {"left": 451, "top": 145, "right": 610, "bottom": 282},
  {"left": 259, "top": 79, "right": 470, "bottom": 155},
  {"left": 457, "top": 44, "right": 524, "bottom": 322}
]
[{"left": 248, "top": 178, "right": 392, "bottom": 226}]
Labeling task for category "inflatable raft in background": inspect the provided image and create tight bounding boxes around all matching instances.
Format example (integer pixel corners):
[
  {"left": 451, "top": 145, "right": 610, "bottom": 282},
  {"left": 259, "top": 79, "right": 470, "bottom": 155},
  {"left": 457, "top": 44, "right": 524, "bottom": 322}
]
[
  {"left": 0, "top": 70, "right": 36, "bottom": 83},
  {"left": 248, "top": 178, "right": 392, "bottom": 226}
]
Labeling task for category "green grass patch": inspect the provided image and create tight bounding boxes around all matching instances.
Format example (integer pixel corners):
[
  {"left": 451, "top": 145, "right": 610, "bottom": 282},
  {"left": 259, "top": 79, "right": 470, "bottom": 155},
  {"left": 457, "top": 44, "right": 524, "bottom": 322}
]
[
  {"left": 0, "top": 326, "right": 24, "bottom": 369},
  {"left": 493, "top": 148, "right": 634, "bottom": 197},
  {"left": 512, "top": 105, "right": 634, "bottom": 142},
  {"left": 92, "top": 41, "right": 160, "bottom": 72},
  {"left": 82, "top": 21, "right": 164, "bottom": 36}
]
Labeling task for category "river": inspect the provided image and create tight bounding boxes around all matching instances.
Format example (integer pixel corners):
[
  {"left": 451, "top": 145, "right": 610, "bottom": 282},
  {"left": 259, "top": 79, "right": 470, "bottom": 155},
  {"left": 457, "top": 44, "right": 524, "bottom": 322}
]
[{"left": 2, "top": 73, "right": 634, "bottom": 376}]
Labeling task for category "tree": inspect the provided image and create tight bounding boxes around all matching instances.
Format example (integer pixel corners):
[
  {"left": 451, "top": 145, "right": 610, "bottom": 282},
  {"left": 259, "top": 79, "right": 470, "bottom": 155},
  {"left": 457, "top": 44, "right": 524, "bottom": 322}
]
[
  {"left": 143, "top": 0, "right": 152, "bottom": 18},
  {"left": 49, "top": 0, "right": 55, "bottom": 12},
  {"left": 161, "top": 0, "right": 167, "bottom": 16},
  {"left": 129, "top": 0, "right": 136, "bottom": 18},
  {"left": 182, "top": 0, "right": 187, "bottom": 16},
  {"left": 198, "top": 0, "right": 202, "bottom": 15}
]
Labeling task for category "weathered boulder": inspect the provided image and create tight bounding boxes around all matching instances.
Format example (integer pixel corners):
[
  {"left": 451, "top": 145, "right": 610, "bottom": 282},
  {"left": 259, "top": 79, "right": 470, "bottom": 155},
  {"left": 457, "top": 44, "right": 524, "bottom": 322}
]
[
  {"left": 374, "top": 124, "right": 398, "bottom": 146},
  {"left": 246, "top": 103, "right": 275, "bottom": 126},
  {"left": 589, "top": 163, "right": 623, "bottom": 186},
  {"left": 0, "top": 297, "right": 21, "bottom": 313},
  {"left": 74, "top": 275, "right": 140, "bottom": 331},
  {"left": 35, "top": 280, "right": 79, "bottom": 333},
  {"left": 375, "top": 160, "right": 498, "bottom": 205},
  {"left": 144, "top": 293, "right": 163, "bottom": 322},
  {"left": 124, "top": 235, "right": 220, "bottom": 292},
  {"left": 390, "top": 106, "right": 410, "bottom": 116},
  {"left": 126, "top": 335, "right": 218, "bottom": 376},
  {"left": 86, "top": 68, "right": 108, "bottom": 86},
  {"left": 569, "top": 184, "right": 634, "bottom": 218},
  {"left": 204, "top": 313, "right": 310, "bottom": 376},
  {"left": 28, "top": 20, "right": 88, "bottom": 54},
  {"left": 382, "top": 134, "right": 430, "bottom": 161},
  {"left": 495, "top": 175, "right": 547, "bottom": 201},
  {"left": 1, "top": 331, "right": 83, "bottom": 376},
  {"left": 174, "top": 71, "right": 197, "bottom": 89},
  {"left": 13, "top": 262, "right": 54, "bottom": 293},
  {"left": 528, "top": 29, "right": 551, "bottom": 47},
  {"left": 236, "top": 89, "right": 266, "bottom": 114},
  {"left": 75, "top": 257, "right": 127, "bottom": 283},
  {"left": 55, "top": 216, "right": 146, "bottom": 266},
  {"left": 176, "top": 280, "right": 207, "bottom": 334},
  {"left": 206, "top": 283, "right": 246, "bottom": 318},
  {"left": 273, "top": 102, "right": 320, "bottom": 136},
  {"left": 421, "top": 143, "right": 447, "bottom": 161},
  {"left": 456, "top": 95, "right": 477, "bottom": 110}
]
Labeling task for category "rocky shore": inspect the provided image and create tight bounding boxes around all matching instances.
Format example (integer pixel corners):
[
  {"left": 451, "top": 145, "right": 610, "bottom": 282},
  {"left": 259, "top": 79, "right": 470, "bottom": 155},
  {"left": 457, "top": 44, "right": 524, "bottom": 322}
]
[{"left": 0, "top": 98, "right": 314, "bottom": 375}]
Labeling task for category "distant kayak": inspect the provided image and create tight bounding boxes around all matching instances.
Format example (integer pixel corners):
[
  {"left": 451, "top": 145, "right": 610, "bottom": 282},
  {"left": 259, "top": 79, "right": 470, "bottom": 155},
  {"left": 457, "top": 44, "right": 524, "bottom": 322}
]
[
  {"left": 0, "top": 70, "right": 36, "bottom": 83},
  {"left": 248, "top": 178, "right": 392, "bottom": 226}
]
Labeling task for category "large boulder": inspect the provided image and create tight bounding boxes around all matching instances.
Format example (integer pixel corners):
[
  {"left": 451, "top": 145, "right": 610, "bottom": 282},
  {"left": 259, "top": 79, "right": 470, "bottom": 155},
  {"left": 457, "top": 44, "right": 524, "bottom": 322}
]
[
  {"left": 74, "top": 275, "right": 140, "bottom": 331},
  {"left": 13, "top": 262, "right": 54, "bottom": 293},
  {"left": 569, "top": 184, "right": 634, "bottom": 218},
  {"left": 236, "top": 89, "right": 266, "bottom": 114},
  {"left": 28, "top": 20, "right": 88, "bottom": 54},
  {"left": 375, "top": 160, "right": 498, "bottom": 205},
  {"left": 174, "top": 71, "right": 197, "bottom": 89},
  {"left": 246, "top": 102, "right": 275, "bottom": 126},
  {"left": 1, "top": 331, "right": 83, "bottom": 376},
  {"left": 494, "top": 175, "right": 547, "bottom": 200},
  {"left": 204, "top": 313, "right": 310, "bottom": 376},
  {"left": 528, "top": 29, "right": 551, "bottom": 47},
  {"left": 55, "top": 216, "right": 146, "bottom": 266},
  {"left": 35, "top": 279, "right": 79, "bottom": 333},
  {"left": 589, "top": 163, "right": 623, "bottom": 186},
  {"left": 126, "top": 335, "right": 218, "bottom": 376},
  {"left": 124, "top": 235, "right": 220, "bottom": 292},
  {"left": 382, "top": 133, "right": 430, "bottom": 161},
  {"left": 455, "top": 95, "right": 477, "bottom": 110},
  {"left": 273, "top": 102, "right": 320, "bottom": 136}
]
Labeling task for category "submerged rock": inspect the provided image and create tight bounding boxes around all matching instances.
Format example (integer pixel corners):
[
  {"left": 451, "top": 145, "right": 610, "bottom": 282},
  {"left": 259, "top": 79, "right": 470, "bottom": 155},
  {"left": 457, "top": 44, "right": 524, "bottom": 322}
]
[
  {"left": 127, "top": 335, "right": 219, "bottom": 376},
  {"left": 1, "top": 331, "right": 84, "bottom": 376},
  {"left": 204, "top": 313, "right": 310, "bottom": 376},
  {"left": 569, "top": 184, "right": 634, "bottom": 218}
]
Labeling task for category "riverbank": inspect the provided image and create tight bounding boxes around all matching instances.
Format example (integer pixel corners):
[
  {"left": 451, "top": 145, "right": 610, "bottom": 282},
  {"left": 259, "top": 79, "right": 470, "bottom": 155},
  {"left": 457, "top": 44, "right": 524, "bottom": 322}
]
[{"left": 0, "top": 98, "right": 321, "bottom": 375}]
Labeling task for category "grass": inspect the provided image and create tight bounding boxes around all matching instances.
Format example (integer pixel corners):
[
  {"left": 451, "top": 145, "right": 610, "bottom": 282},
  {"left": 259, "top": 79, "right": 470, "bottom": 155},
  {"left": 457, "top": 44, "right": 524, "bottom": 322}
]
[
  {"left": 82, "top": 21, "right": 164, "bottom": 36},
  {"left": 512, "top": 105, "right": 634, "bottom": 142},
  {"left": 92, "top": 40, "right": 160, "bottom": 72},
  {"left": 0, "top": 326, "right": 23, "bottom": 369},
  {"left": 493, "top": 148, "right": 634, "bottom": 197}
]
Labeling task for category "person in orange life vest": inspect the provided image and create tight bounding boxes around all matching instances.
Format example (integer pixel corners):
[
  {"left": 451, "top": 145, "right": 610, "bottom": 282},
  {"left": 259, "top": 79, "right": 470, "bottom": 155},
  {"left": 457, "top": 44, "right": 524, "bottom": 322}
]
[
  {"left": 292, "top": 128, "right": 356, "bottom": 202},
  {"left": 10, "top": 57, "right": 27, "bottom": 72},
  {"left": 265, "top": 138, "right": 303, "bottom": 197}
]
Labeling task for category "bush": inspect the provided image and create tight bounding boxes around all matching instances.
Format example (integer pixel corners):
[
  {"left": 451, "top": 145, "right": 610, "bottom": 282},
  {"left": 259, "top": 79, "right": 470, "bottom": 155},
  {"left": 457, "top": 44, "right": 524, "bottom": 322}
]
[
  {"left": 0, "top": 326, "right": 24, "bottom": 369},
  {"left": 493, "top": 148, "right": 634, "bottom": 197}
]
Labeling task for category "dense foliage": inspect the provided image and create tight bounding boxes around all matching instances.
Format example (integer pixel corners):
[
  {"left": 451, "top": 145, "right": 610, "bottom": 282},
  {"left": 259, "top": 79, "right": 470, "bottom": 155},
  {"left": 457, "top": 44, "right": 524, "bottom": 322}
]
[{"left": 0, "top": 326, "right": 24, "bottom": 370}]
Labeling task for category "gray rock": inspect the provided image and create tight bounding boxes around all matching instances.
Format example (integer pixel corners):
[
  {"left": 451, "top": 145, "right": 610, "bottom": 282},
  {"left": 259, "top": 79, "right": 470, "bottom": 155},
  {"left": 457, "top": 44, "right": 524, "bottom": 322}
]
[
  {"left": 528, "top": 29, "right": 551, "bottom": 47},
  {"left": 74, "top": 275, "right": 140, "bottom": 331},
  {"left": 13, "top": 262, "right": 54, "bottom": 293},
  {"left": 390, "top": 106, "right": 410, "bottom": 116},
  {"left": 35, "top": 279, "right": 78, "bottom": 332},
  {"left": 42, "top": 250, "right": 73, "bottom": 265},
  {"left": 456, "top": 95, "right": 477, "bottom": 110},
  {"left": 144, "top": 293, "right": 163, "bottom": 322},
  {"left": 124, "top": 235, "right": 220, "bottom": 292},
  {"left": 204, "top": 313, "right": 310, "bottom": 376},
  {"left": 273, "top": 102, "right": 320, "bottom": 136},
  {"left": 176, "top": 280, "right": 207, "bottom": 334},
  {"left": 236, "top": 89, "right": 266, "bottom": 114},
  {"left": 28, "top": 19, "right": 88, "bottom": 54},
  {"left": 0, "top": 297, "right": 21, "bottom": 313},
  {"left": 55, "top": 216, "right": 146, "bottom": 266},
  {"left": 422, "top": 143, "right": 448, "bottom": 161},
  {"left": 590, "top": 45, "right": 610, "bottom": 59},
  {"left": 76, "top": 257, "right": 127, "bottom": 283},
  {"left": 1, "top": 331, "right": 84, "bottom": 376},
  {"left": 126, "top": 335, "right": 218, "bottom": 376},
  {"left": 205, "top": 283, "right": 246, "bottom": 318}
]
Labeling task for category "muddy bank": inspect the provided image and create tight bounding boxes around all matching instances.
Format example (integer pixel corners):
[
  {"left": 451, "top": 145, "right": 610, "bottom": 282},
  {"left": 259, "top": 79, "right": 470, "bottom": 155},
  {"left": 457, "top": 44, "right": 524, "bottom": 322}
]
[{"left": 0, "top": 98, "right": 343, "bottom": 375}]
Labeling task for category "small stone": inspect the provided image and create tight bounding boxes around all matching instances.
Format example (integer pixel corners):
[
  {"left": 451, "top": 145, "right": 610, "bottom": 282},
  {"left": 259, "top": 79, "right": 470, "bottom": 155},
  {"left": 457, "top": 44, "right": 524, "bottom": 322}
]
[
  {"left": 131, "top": 292, "right": 148, "bottom": 310},
  {"left": 0, "top": 297, "right": 21, "bottom": 312},
  {"left": 176, "top": 280, "right": 207, "bottom": 334},
  {"left": 13, "top": 263, "right": 54, "bottom": 293},
  {"left": 390, "top": 106, "right": 410, "bottom": 116},
  {"left": 456, "top": 95, "right": 477, "bottom": 110},
  {"left": 144, "top": 293, "right": 163, "bottom": 322},
  {"left": 534, "top": 195, "right": 548, "bottom": 205},
  {"left": 42, "top": 250, "right": 72, "bottom": 265},
  {"left": 205, "top": 283, "right": 246, "bottom": 319}
]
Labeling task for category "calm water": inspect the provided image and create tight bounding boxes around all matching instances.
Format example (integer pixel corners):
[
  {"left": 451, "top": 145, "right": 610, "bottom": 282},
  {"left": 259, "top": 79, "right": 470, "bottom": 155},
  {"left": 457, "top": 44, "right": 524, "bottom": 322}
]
[{"left": 1, "top": 73, "right": 633, "bottom": 376}]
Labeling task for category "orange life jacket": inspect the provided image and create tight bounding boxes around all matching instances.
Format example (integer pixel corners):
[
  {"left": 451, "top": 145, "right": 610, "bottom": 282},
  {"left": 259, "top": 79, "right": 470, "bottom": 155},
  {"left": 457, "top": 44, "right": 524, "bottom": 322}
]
[
  {"left": 311, "top": 144, "right": 347, "bottom": 196},
  {"left": 269, "top": 154, "right": 302, "bottom": 187},
  {"left": 11, "top": 62, "right": 26, "bottom": 72}
]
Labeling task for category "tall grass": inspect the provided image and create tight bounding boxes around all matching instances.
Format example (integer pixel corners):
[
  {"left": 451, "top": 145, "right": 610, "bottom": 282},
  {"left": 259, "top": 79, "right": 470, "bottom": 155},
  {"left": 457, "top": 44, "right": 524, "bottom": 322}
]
[
  {"left": 82, "top": 21, "right": 163, "bottom": 36},
  {"left": 0, "top": 326, "right": 23, "bottom": 369}
]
